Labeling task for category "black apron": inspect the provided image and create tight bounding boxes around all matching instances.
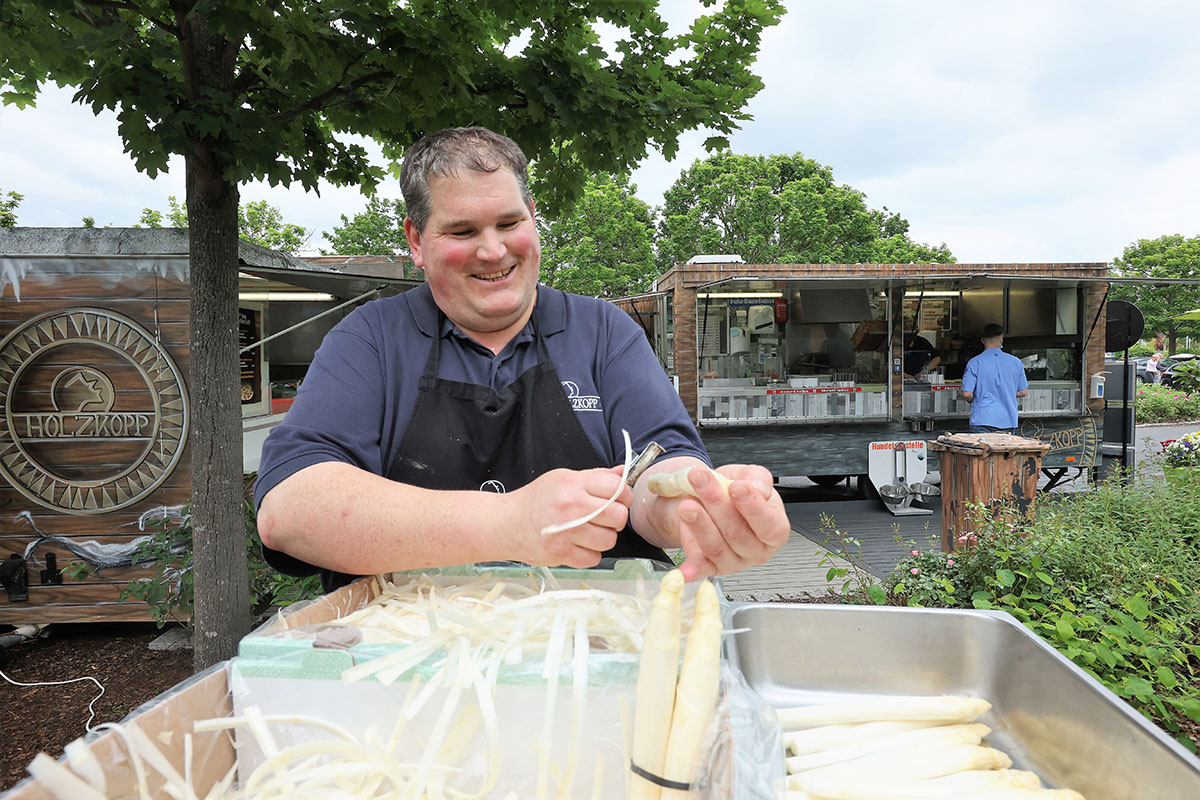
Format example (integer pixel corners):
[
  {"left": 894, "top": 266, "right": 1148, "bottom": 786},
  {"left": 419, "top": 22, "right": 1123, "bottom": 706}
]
[{"left": 316, "top": 300, "right": 669, "bottom": 591}]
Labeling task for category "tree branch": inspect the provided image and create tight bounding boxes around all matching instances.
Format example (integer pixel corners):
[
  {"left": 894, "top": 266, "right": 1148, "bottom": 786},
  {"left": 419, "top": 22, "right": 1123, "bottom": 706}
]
[
  {"left": 232, "top": 62, "right": 264, "bottom": 97},
  {"left": 269, "top": 69, "right": 393, "bottom": 123},
  {"left": 77, "top": 0, "right": 179, "bottom": 36}
]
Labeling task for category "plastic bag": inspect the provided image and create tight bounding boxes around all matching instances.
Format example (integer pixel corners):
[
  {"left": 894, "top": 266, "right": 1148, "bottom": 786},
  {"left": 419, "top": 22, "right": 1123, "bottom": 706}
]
[{"left": 698, "top": 662, "right": 785, "bottom": 799}]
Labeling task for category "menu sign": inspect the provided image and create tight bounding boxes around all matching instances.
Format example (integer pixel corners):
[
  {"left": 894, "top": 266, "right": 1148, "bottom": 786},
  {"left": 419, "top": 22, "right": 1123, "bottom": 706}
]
[
  {"left": 239, "top": 306, "right": 262, "bottom": 406},
  {"left": 904, "top": 297, "right": 953, "bottom": 332},
  {"left": 768, "top": 387, "right": 862, "bottom": 394}
]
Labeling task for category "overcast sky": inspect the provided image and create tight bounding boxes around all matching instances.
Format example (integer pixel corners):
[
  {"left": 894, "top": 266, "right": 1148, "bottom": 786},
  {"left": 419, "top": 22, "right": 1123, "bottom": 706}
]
[{"left": 2, "top": 1, "right": 1197, "bottom": 264}]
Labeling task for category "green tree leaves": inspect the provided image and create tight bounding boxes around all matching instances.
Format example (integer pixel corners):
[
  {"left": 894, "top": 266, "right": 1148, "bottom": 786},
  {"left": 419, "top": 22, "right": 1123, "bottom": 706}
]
[
  {"left": 656, "top": 153, "right": 954, "bottom": 271},
  {"left": 0, "top": 188, "right": 22, "bottom": 227},
  {"left": 1110, "top": 234, "right": 1200, "bottom": 352},
  {"left": 238, "top": 200, "right": 309, "bottom": 254},
  {"left": 1, "top": 0, "right": 786, "bottom": 667},
  {"left": 135, "top": 196, "right": 308, "bottom": 254},
  {"left": 538, "top": 173, "right": 657, "bottom": 297},
  {"left": 323, "top": 197, "right": 408, "bottom": 257}
]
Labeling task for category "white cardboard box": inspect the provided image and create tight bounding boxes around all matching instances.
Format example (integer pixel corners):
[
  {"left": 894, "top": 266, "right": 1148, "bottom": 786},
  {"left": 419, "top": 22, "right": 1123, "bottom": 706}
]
[{"left": 3, "top": 562, "right": 680, "bottom": 799}]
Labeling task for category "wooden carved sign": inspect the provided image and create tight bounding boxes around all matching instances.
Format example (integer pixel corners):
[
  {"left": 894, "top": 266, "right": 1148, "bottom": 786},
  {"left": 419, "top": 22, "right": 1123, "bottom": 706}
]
[{"left": 0, "top": 308, "right": 190, "bottom": 515}]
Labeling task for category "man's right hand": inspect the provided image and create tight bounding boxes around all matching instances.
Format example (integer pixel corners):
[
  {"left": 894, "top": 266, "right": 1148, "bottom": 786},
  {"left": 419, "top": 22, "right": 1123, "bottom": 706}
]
[
  {"left": 505, "top": 466, "right": 632, "bottom": 568},
  {"left": 257, "top": 461, "right": 633, "bottom": 577}
]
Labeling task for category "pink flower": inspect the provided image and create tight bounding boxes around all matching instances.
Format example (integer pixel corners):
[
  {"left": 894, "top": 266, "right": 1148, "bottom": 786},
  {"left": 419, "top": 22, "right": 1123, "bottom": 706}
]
[
  {"left": 947, "top": 559, "right": 955, "bottom": 566},
  {"left": 910, "top": 567, "right": 919, "bottom": 575},
  {"left": 911, "top": 549, "right": 920, "bottom": 556}
]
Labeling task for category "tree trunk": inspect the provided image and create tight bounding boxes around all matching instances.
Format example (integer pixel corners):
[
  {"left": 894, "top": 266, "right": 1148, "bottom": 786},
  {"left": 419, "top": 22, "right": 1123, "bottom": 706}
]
[{"left": 180, "top": 6, "right": 251, "bottom": 671}]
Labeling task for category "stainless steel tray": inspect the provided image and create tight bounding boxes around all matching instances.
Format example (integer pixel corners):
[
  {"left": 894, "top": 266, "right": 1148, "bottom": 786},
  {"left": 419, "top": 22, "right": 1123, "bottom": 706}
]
[{"left": 726, "top": 603, "right": 1200, "bottom": 800}]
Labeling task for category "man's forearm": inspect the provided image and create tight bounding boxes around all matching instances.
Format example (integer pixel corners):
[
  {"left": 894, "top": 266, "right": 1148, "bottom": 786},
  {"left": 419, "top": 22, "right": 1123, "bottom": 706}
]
[
  {"left": 628, "top": 455, "right": 712, "bottom": 548},
  {"left": 257, "top": 462, "right": 518, "bottom": 575}
]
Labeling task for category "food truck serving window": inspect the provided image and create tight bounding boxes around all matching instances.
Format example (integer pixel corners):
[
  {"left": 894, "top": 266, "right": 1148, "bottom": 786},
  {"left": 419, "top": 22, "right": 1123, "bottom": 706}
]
[
  {"left": 696, "top": 280, "right": 891, "bottom": 426},
  {"left": 900, "top": 281, "right": 1085, "bottom": 420}
]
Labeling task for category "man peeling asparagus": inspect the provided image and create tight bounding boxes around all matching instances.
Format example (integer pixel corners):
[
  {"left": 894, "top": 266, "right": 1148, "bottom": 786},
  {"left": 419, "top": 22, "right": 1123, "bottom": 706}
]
[{"left": 254, "top": 127, "right": 791, "bottom": 590}]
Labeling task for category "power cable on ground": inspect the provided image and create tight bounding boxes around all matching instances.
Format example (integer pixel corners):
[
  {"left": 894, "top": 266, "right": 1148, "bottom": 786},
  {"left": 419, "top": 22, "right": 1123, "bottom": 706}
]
[{"left": 0, "top": 666, "right": 107, "bottom": 734}]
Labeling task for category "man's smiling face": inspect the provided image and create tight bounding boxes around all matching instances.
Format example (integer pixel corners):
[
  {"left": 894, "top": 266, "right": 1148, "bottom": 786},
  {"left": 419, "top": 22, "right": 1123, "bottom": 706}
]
[{"left": 404, "top": 168, "right": 540, "bottom": 353}]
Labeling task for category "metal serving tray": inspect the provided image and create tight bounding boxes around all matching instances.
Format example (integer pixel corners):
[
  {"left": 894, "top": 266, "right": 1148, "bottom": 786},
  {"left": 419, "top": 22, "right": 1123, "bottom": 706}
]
[{"left": 726, "top": 603, "right": 1200, "bottom": 800}]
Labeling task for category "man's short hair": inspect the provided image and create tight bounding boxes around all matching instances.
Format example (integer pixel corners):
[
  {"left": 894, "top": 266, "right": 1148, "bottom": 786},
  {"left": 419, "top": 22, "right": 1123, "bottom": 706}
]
[
  {"left": 982, "top": 323, "right": 1005, "bottom": 339},
  {"left": 400, "top": 127, "right": 533, "bottom": 232}
]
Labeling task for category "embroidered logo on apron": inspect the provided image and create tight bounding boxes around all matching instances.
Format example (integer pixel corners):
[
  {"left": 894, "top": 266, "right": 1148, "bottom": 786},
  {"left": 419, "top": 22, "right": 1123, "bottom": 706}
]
[
  {"left": 479, "top": 479, "right": 506, "bottom": 493},
  {"left": 561, "top": 380, "right": 602, "bottom": 412}
]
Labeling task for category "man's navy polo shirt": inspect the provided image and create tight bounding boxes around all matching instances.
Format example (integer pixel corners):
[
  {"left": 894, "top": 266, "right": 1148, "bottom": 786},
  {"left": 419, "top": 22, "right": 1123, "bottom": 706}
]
[{"left": 253, "top": 283, "right": 709, "bottom": 508}]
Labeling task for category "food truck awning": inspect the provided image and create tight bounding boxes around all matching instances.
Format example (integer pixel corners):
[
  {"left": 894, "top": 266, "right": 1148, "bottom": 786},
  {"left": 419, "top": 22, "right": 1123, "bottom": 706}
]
[
  {"left": 691, "top": 273, "right": 1200, "bottom": 291},
  {"left": 610, "top": 271, "right": 1200, "bottom": 307},
  {"left": 241, "top": 255, "right": 423, "bottom": 300}
]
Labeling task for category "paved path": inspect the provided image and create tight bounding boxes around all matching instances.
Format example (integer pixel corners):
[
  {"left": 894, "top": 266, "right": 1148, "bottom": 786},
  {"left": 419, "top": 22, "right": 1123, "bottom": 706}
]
[
  {"left": 789, "top": 498, "right": 943, "bottom": 578},
  {"left": 718, "top": 525, "right": 853, "bottom": 601}
]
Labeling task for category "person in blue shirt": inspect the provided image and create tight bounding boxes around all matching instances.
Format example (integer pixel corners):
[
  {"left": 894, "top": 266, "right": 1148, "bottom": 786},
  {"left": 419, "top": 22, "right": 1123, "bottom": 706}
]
[
  {"left": 960, "top": 324, "right": 1029, "bottom": 433},
  {"left": 254, "top": 126, "right": 789, "bottom": 591}
]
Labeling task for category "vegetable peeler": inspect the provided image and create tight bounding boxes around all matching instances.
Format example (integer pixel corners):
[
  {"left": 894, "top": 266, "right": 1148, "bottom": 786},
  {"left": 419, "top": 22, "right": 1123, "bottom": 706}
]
[{"left": 626, "top": 441, "right": 665, "bottom": 487}]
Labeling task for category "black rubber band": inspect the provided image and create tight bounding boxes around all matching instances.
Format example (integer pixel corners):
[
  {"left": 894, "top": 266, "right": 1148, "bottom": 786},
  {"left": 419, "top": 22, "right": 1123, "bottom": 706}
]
[{"left": 629, "top": 760, "right": 692, "bottom": 791}]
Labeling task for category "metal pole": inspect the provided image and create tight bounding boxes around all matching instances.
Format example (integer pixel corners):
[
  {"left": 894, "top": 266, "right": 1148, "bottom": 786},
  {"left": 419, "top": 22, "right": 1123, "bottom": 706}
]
[
  {"left": 239, "top": 287, "right": 381, "bottom": 354},
  {"left": 1121, "top": 341, "right": 1131, "bottom": 471}
]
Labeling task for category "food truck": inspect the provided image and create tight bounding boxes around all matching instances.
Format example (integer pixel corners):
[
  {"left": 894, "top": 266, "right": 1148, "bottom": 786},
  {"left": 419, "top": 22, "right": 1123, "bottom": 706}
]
[{"left": 612, "top": 260, "right": 1109, "bottom": 489}]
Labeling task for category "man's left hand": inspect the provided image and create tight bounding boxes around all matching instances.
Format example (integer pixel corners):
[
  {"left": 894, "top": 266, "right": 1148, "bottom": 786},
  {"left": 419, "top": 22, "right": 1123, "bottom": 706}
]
[{"left": 644, "top": 462, "right": 790, "bottom": 581}]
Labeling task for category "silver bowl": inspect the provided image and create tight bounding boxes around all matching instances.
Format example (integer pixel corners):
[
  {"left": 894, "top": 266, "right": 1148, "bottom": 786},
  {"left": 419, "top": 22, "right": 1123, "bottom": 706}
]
[{"left": 878, "top": 484, "right": 910, "bottom": 506}]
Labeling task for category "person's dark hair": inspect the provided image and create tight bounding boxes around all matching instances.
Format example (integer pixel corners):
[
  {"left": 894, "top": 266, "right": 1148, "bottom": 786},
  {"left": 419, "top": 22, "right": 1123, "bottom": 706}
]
[
  {"left": 400, "top": 127, "right": 532, "bottom": 232},
  {"left": 982, "top": 323, "right": 1005, "bottom": 339}
]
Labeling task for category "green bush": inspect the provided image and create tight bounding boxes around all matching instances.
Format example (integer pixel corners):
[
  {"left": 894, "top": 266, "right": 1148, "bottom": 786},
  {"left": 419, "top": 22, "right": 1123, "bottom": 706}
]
[
  {"left": 1128, "top": 341, "right": 1156, "bottom": 357},
  {"left": 1134, "top": 382, "right": 1200, "bottom": 423},
  {"left": 879, "top": 473, "right": 1200, "bottom": 753},
  {"left": 1169, "top": 361, "right": 1200, "bottom": 394}
]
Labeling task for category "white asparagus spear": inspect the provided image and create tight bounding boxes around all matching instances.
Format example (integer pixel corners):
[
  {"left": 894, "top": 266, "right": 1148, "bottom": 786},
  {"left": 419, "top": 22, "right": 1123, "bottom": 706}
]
[
  {"left": 25, "top": 754, "right": 108, "bottom": 800},
  {"left": 788, "top": 744, "right": 1012, "bottom": 790},
  {"left": 786, "top": 723, "right": 990, "bottom": 773},
  {"left": 777, "top": 695, "right": 991, "bottom": 729},
  {"left": 783, "top": 721, "right": 931, "bottom": 755},
  {"left": 647, "top": 466, "right": 733, "bottom": 498},
  {"left": 799, "top": 769, "right": 1043, "bottom": 799},
  {"left": 629, "top": 569, "right": 686, "bottom": 800},
  {"left": 660, "top": 580, "right": 723, "bottom": 799},
  {"left": 958, "top": 791, "right": 1086, "bottom": 800},
  {"left": 800, "top": 772, "right": 1064, "bottom": 800},
  {"left": 926, "top": 770, "right": 1043, "bottom": 791}
]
